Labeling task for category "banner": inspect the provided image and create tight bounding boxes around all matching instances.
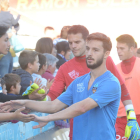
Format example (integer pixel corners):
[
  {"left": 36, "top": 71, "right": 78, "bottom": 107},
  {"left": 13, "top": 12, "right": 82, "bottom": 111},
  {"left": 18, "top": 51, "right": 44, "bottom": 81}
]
[{"left": 10, "top": 0, "right": 140, "bottom": 11}]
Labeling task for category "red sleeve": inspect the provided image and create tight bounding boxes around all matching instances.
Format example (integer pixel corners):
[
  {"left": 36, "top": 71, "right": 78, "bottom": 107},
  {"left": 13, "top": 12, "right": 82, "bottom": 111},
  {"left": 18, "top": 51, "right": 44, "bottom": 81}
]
[
  {"left": 106, "top": 56, "right": 131, "bottom": 102},
  {"left": 121, "top": 84, "right": 131, "bottom": 101},
  {"left": 47, "top": 66, "right": 66, "bottom": 101},
  {"left": 106, "top": 56, "right": 124, "bottom": 85}
]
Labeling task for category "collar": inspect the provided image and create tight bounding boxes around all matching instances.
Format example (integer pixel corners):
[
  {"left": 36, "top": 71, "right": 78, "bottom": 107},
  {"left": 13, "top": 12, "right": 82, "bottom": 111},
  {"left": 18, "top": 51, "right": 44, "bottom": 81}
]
[
  {"left": 32, "top": 73, "right": 42, "bottom": 78},
  {"left": 58, "top": 53, "right": 65, "bottom": 59},
  {"left": 75, "top": 55, "right": 86, "bottom": 62},
  {"left": 122, "top": 56, "right": 136, "bottom": 64},
  {"left": 46, "top": 70, "right": 52, "bottom": 74}
]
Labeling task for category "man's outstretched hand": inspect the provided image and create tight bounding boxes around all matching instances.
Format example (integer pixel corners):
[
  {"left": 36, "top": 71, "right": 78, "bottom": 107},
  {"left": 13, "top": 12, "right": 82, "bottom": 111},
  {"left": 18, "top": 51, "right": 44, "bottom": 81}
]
[
  {"left": 0, "top": 100, "right": 26, "bottom": 112},
  {"left": 32, "top": 115, "right": 49, "bottom": 129}
]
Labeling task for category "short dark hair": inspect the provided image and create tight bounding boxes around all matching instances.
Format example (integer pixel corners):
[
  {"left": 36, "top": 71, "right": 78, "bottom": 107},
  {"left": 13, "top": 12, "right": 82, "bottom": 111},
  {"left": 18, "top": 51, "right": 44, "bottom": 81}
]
[
  {"left": 86, "top": 32, "right": 112, "bottom": 51},
  {"left": 44, "top": 26, "right": 54, "bottom": 33},
  {"left": 2, "top": 73, "right": 21, "bottom": 93},
  {"left": 35, "top": 37, "right": 53, "bottom": 54},
  {"left": 38, "top": 53, "right": 47, "bottom": 71},
  {"left": 19, "top": 50, "right": 38, "bottom": 70},
  {"left": 0, "top": 26, "right": 9, "bottom": 38},
  {"left": 68, "top": 25, "right": 89, "bottom": 40},
  {"left": 116, "top": 34, "right": 135, "bottom": 48},
  {"left": 56, "top": 41, "right": 70, "bottom": 54},
  {"left": 137, "top": 48, "right": 140, "bottom": 54}
]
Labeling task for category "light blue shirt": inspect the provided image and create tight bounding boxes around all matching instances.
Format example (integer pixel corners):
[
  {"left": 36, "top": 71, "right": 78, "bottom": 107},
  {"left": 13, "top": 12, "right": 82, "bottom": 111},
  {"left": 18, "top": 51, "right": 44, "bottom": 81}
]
[{"left": 58, "top": 71, "right": 121, "bottom": 140}]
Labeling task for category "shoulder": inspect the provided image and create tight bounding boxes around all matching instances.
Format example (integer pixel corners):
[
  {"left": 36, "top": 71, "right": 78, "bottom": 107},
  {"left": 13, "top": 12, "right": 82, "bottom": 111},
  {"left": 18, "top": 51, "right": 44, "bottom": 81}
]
[
  {"left": 116, "top": 62, "right": 121, "bottom": 67},
  {"left": 100, "top": 71, "right": 121, "bottom": 91}
]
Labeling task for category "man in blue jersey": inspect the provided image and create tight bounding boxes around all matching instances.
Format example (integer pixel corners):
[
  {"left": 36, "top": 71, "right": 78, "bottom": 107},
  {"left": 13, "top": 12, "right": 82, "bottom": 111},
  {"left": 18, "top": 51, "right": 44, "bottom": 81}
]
[{"left": 1, "top": 32, "right": 121, "bottom": 140}]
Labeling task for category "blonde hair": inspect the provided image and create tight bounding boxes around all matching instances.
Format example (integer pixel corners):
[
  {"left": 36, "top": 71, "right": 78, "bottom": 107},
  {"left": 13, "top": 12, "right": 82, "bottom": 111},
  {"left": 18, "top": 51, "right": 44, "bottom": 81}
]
[{"left": 0, "top": 0, "right": 9, "bottom": 11}]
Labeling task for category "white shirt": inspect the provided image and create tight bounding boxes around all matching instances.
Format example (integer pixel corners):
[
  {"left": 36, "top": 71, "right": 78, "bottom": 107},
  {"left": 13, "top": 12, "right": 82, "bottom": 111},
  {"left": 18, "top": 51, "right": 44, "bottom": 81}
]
[{"left": 32, "top": 73, "right": 47, "bottom": 87}]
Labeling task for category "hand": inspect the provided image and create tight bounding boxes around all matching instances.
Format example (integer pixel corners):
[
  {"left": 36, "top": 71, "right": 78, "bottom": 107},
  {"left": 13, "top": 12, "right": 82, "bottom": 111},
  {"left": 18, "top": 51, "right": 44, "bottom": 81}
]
[
  {"left": 22, "top": 108, "right": 32, "bottom": 114},
  {"left": 125, "top": 120, "right": 140, "bottom": 140},
  {"left": 0, "top": 100, "right": 26, "bottom": 112},
  {"left": 32, "top": 115, "right": 49, "bottom": 129},
  {"left": 28, "top": 88, "right": 47, "bottom": 101},
  {"left": 46, "top": 79, "right": 54, "bottom": 89},
  {"left": 34, "top": 78, "right": 43, "bottom": 88},
  {"left": 13, "top": 107, "right": 35, "bottom": 122},
  {"left": 41, "top": 79, "right": 54, "bottom": 95}
]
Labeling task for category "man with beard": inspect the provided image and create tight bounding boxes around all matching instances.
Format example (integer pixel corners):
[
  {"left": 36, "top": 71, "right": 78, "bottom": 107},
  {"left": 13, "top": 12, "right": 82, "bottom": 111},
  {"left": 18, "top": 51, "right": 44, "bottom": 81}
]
[
  {"left": 47, "top": 25, "right": 139, "bottom": 140},
  {"left": 2, "top": 32, "right": 121, "bottom": 139},
  {"left": 2, "top": 25, "right": 140, "bottom": 140}
]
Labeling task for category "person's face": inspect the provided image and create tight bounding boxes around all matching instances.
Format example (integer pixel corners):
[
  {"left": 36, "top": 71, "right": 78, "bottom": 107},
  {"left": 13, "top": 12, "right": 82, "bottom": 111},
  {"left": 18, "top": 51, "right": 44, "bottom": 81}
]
[
  {"left": 0, "top": 33, "right": 10, "bottom": 55},
  {"left": 116, "top": 42, "right": 133, "bottom": 61},
  {"left": 86, "top": 40, "right": 106, "bottom": 69},
  {"left": 68, "top": 33, "right": 86, "bottom": 57},
  {"left": 49, "top": 63, "right": 56, "bottom": 74},
  {"left": 14, "top": 82, "right": 21, "bottom": 95},
  {"left": 2, "top": 84, "right": 7, "bottom": 95},
  {"left": 31, "top": 56, "right": 40, "bottom": 73},
  {"left": 65, "top": 50, "right": 71, "bottom": 60}
]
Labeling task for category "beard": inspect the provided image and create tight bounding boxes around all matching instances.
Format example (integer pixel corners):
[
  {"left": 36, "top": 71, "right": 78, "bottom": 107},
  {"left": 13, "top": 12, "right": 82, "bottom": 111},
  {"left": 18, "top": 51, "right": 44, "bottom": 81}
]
[{"left": 86, "top": 55, "right": 104, "bottom": 69}]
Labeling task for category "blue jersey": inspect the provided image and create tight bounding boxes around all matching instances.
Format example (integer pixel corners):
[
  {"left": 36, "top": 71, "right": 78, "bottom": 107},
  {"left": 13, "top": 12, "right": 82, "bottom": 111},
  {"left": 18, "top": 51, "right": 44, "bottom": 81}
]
[{"left": 58, "top": 71, "right": 121, "bottom": 140}]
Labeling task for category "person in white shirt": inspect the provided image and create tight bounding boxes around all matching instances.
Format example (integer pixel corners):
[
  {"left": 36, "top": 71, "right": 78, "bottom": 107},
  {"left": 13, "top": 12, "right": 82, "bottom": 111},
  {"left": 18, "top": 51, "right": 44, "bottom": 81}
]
[{"left": 32, "top": 53, "right": 47, "bottom": 87}]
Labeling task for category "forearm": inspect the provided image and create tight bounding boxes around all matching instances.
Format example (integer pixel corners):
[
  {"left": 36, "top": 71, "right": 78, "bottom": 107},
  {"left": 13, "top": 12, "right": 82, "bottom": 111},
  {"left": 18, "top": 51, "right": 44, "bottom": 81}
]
[
  {"left": 0, "top": 113, "right": 15, "bottom": 121},
  {"left": 47, "top": 103, "right": 84, "bottom": 122},
  {"left": 123, "top": 100, "right": 132, "bottom": 106},
  {"left": 24, "top": 100, "right": 56, "bottom": 113}
]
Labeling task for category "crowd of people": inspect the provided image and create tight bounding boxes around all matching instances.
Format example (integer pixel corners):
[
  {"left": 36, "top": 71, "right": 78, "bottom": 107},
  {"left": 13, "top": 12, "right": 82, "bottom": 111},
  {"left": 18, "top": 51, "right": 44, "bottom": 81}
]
[{"left": 0, "top": 0, "right": 140, "bottom": 140}]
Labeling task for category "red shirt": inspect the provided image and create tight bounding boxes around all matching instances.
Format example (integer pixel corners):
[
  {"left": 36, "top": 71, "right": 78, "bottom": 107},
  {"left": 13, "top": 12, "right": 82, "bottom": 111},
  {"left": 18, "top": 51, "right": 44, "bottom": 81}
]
[
  {"left": 42, "top": 70, "right": 54, "bottom": 81},
  {"left": 48, "top": 55, "right": 131, "bottom": 138},
  {"left": 121, "top": 56, "right": 136, "bottom": 74}
]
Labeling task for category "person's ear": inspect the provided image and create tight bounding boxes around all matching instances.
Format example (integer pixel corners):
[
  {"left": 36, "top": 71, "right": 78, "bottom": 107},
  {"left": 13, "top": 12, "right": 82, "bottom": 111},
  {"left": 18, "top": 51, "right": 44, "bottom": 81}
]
[
  {"left": 47, "top": 65, "right": 51, "bottom": 71},
  {"left": 104, "top": 51, "right": 110, "bottom": 59},
  {"left": 42, "top": 64, "right": 47, "bottom": 70},
  {"left": 60, "top": 51, "right": 65, "bottom": 56},
  {"left": 10, "top": 85, "right": 15, "bottom": 91},
  {"left": 130, "top": 46, "right": 134, "bottom": 53},
  {"left": 28, "top": 63, "right": 32, "bottom": 69}
]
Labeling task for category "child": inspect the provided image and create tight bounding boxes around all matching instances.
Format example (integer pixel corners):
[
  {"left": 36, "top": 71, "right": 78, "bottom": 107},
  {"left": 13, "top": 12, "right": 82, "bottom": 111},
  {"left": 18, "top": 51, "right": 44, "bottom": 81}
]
[
  {"left": 12, "top": 50, "right": 40, "bottom": 95},
  {"left": 2, "top": 73, "right": 21, "bottom": 96},
  {"left": 32, "top": 53, "right": 47, "bottom": 87}
]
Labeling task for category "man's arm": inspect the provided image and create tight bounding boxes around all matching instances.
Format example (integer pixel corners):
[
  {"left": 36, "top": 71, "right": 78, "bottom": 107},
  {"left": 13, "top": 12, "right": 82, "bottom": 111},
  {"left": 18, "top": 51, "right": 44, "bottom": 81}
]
[
  {"left": 24, "top": 99, "right": 68, "bottom": 113},
  {"left": 48, "top": 98, "right": 98, "bottom": 121},
  {"left": 32, "top": 98, "right": 98, "bottom": 129},
  {"left": 123, "top": 100, "right": 132, "bottom": 106},
  {"left": 1, "top": 99, "right": 68, "bottom": 114}
]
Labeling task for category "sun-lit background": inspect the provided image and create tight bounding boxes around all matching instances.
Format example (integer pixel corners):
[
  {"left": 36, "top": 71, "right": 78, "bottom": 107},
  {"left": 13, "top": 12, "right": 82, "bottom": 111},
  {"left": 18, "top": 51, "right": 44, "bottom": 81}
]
[{"left": 9, "top": 0, "right": 140, "bottom": 64}]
